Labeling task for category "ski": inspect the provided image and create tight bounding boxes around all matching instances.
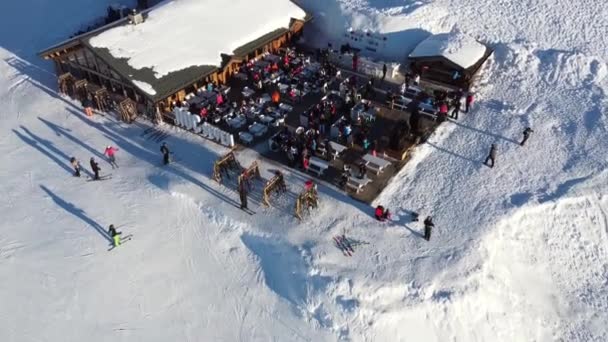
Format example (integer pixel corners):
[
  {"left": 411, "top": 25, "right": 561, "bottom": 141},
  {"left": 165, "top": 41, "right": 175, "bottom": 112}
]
[
  {"left": 107, "top": 235, "right": 132, "bottom": 251},
  {"left": 239, "top": 207, "right": 255, "bottom": 215},
  {"left": 333, "top": 236, "right": 351, "bottom": 256},
  {"left": 87, "top": 176, "right": 112, "bottom": 182},
  {"left": 140, "top": 127, "right": 155, "bottom": 136},
  {"left": 341, "top": 235, "right": 355, "bottom": 254},
  {"left": 155, "top": 133, "right": 170, "bottom": 143}
]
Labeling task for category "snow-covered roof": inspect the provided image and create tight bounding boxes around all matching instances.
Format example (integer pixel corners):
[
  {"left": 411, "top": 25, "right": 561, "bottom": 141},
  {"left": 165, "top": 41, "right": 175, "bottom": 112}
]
[
  {"left": 89, "top": 0, "right": 307, "bottom": 78},
  {"left": 409, "top": 30, "right": 487, "bottom": 69}
]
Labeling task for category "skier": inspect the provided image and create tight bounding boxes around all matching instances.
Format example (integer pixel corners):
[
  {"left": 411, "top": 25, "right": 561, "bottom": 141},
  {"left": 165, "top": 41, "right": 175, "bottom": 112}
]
[
  {"left": 160, "top": 142, "right": 170, "bottom": 165},
  {"left": 484, "top": 144, "right": 497, "bottom": 168},
  {"left": 382, "top": 63, "right": 387, "bottom": 82},
  {"left": 423, "top": 216, "right": 434, "bottom": 241},
  {"left": 238, "top": 180, "right": 248, "bottom": 210},
  {"left": 108, "top": 224, "right": 122, "bottom": 247},
  {"left": 520, "top": 127, "right": 534, "bottom": 146},
  {"left": 451, "top": 97, "right": 461, "bottom": 120},
  {"left": 70, "top": 157, "right": 81, "bottom": 177},
  {"left": 104, "top": 145, "right": 119, "bottom": 169},
  {"left": 465, "top": 93, "right": 474, "bottom": 113},
  {"left": 90, "top": 157, "right": 101, "bottom": 180}
]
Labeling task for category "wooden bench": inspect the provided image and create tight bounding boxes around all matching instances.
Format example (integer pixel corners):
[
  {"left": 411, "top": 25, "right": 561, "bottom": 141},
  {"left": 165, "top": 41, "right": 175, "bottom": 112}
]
[
  {"left": 346, "top": 176, "right": 371, "bottom": 193},
  {"left": 329, "top": 141, "right": 348, "bottom": 160},
  {"left": 363, "top": 154, "right": 391, "bottom": 175},
  {"left": 307, "top": 157, "right": 329, "bottom": 177}
]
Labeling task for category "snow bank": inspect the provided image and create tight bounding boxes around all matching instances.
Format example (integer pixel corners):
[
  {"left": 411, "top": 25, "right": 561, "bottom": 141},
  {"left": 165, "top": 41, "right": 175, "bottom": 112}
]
[
  {"left": 132, "top": 79, "right": 156, "bottom": 95},
  {"left": 89, "top": 0, "right": 306, "bottom": 78},
  {"left": 409, "top": 29, "right": 487, "bottom": 69}
]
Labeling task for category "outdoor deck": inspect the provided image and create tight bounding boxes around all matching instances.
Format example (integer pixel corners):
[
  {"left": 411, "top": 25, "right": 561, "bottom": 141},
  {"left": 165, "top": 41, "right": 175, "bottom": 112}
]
[{"left": 169, "top": 47, "right": 443, "bottom": 204}]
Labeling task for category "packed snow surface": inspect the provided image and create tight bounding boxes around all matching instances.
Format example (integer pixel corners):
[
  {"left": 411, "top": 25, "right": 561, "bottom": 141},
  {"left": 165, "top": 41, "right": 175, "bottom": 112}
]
[
  {"left": 132, "top": 80, "right": 156, "bottom": 95},
  {"left": 409, "top": 29, "right": 487, "bottom": 69},
  {"left": 89, "top": 0, "right": 307, "bottom": 77},
  {"left": 2, "top": 0, "right": 608, "bottom": 341}
]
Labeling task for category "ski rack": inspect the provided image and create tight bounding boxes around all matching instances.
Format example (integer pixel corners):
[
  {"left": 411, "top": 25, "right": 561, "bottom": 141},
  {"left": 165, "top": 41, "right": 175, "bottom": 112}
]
[
  {"left": 295, "top": 185, "right": 318, "bottom": 220},
  {"left": 237, "top": 161, "right": 261, "bottom": 191},
  {"left": 212, "top": 148, "right": 241, "bottom": 183},
  {"left": 262, "top": 171, "right": 287, "bottom": 207}
]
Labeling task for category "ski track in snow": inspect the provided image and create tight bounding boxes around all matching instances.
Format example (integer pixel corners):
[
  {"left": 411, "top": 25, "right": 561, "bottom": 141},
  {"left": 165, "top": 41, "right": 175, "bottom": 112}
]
[{"left": 1, "top": 0, "right": 608, "bottom": 341}]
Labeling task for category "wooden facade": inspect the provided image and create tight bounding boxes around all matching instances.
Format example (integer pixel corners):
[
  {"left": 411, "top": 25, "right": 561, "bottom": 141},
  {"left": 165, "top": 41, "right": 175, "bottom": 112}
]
[
  {"left": 409, "top": 49, "right": 493, "bottom": 91},
  {"left": 39, "top": 14, "right": 309, "bottom": 122}
]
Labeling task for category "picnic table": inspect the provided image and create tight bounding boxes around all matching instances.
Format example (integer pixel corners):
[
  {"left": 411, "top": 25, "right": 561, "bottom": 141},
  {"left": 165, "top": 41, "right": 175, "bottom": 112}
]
[
  {"left": 362, "top": 154, "right": 391, "bottom": 175},
  {"left": 242, "top": 87, "right": 255, "bottom": 98},
  {"left": 346, "top": 176, "right": 372, "bottom": 193},
  {"left": 307, "top": 157, "right": 329, "bottom": 177},
  {"left": 351, "top": 102, "right": 376, "bottom": 122},
  {"left": 329, "top": 141, "right": 347, "bottom": 160},
  {"left": 259, "top": 115, "right": 275, "bottom": 126},
  {"left": 259, "top": 94, "right": 271, "bottom": 105},
  {"left": 249, "top": 122, "right": 268, "bottom": 137},
  {"left": 278, "top": 103, "right": 293, "bottom": 112},
  {"left": 239, "top": 131, "right": 254, "bottom": 145},
  {"left": 227, "top": 115, "right": 247, "bottom": 129}
]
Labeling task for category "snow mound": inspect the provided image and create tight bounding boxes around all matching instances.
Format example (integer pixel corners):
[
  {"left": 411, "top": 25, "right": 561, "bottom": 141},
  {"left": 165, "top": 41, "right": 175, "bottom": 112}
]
[
  {"left": 409, "top": 29, "right": 487, "bottom": 68},
  {"left": 89, "top": 0, "right": 306, "bottom": 78},
  {"left": 132, "top": 80, "right": 156, "bottom": 95}
]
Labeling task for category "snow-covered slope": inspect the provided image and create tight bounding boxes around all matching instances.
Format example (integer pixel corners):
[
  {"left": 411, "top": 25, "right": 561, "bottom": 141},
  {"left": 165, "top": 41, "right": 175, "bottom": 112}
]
[{"left": 1, "top": 0, "right": 607, "bottom": 341}]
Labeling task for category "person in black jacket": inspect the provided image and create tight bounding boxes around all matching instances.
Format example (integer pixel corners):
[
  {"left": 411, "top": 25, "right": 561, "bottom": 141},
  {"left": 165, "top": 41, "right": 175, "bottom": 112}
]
[
  {"left": 90, "top": 157, "right": 100, "bottom": 180},
  {"left": 382, "top": 63, "right": 388, "bottom": 81},
  {"left": 484, "top": 144, "right": 497, "bottom": 168},
  {"left": 520, "top": 127, "right": 534, "bottom": 146},
  {"left": 108, "top": 224, "right": 122, "bottom": 247},
  {"left": 160, "top": 142, "right": 170, "bottom": 165},
  {"left": 451, "top": 98, "right": 461, "bottom": 120},
  {"left": 238, "top": 180, "right": 248, "bottom": 210},
  {"left": 423, "top": 216, "right": 434, "bottom": 241},
  {"left": 70, "top": 157, "right": 81, "bottom": 177}
]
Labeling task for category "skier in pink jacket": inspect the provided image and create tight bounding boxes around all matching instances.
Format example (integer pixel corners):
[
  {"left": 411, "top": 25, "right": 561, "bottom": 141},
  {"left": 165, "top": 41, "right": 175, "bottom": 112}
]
[{"left": 104, "top": 145, "right": 119, "bottom": 169}]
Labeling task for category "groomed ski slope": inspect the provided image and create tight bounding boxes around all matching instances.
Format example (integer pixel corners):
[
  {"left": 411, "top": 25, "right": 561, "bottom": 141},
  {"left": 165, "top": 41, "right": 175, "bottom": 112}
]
[{"left": 1, "top": 0, "right": 607, "bottom": 341}]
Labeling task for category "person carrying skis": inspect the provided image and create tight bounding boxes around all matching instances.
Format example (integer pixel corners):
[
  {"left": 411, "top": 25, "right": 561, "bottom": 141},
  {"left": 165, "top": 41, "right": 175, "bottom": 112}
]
[
  {"left": 484, "top": 144, "right": 497, "bottom": 168},
  {"left": 520, "top": 127, "right": 534, "bottom": 146},
  {"left": 160, "top": 142, "right": 170, "bottom": 165},
  {"left": 104, "top": 145, "right": 119, "bottom": 169},
  {"left": 70, "top": 157, "right": 81, "bottom": 177},
  {"left": 90, "top": 157, "right": 101, "bottom": 180},
  {"left": 423, "top": 216, "right": 434, "bottom": 241},
  {"left": 465, "top": 93, "right": 474, "bottom": 113},
  {"left": 108, "top": 224, "right": 122, "bottom": 247}
]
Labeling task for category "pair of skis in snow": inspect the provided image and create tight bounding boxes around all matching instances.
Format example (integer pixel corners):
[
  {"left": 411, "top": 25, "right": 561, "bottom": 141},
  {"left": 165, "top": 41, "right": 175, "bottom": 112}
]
[
  {"left": 107, "top": 234, "right": 133, "bottom": 251},
  {"left": 333, "top": 235, "right": 355, "bottom": 256},
  {"left": 333, "top": 232, "right": 370, "bottom": 257}
]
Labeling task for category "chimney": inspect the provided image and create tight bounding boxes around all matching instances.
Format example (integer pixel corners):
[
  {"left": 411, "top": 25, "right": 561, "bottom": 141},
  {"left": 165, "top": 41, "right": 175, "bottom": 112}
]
[{"left": 128, "top": 9, "right": 144, "bottom": 25}]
